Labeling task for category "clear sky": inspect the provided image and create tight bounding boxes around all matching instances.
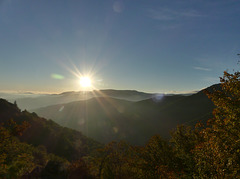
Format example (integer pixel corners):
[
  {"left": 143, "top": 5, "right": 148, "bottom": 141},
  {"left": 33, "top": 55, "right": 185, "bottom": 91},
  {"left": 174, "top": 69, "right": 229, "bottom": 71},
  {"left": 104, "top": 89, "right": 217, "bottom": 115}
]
[{"left": 0, "top": 0, "right": 240, "bottom": 93}]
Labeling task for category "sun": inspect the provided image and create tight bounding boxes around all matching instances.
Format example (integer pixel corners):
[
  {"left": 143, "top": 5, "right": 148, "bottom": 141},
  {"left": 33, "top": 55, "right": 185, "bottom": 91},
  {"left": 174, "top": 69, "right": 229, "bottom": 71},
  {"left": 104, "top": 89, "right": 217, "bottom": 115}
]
[{"left": 79, "top": 76, "right": 92, "bottom": 88}]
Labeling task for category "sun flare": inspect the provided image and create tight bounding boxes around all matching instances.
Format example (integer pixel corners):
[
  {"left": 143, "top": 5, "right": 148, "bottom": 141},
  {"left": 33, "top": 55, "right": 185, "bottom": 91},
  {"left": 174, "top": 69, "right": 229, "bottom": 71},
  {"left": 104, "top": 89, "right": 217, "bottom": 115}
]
[{"left": 79, "top": 76, "right": 92, "bottom": 88}]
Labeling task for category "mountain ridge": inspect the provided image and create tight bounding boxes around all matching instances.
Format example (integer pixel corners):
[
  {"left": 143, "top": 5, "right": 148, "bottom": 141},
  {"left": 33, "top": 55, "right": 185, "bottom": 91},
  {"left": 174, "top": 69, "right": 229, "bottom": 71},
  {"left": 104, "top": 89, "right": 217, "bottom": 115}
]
[{"left": 32, "top": 84, "right": 219, "bottom": 145}]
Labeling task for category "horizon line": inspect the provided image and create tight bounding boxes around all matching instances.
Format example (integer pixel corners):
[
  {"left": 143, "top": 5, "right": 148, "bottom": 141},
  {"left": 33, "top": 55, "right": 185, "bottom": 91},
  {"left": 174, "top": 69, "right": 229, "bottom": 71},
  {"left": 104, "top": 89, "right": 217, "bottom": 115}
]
[{"left": 0, "top": 88, "right": 200, "bottom": 95}]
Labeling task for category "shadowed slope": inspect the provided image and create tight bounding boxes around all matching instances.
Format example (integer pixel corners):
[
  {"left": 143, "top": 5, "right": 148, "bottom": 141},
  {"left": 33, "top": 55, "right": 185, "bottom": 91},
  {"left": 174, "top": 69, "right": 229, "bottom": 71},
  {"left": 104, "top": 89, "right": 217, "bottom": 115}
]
[
  {"left": 0, "top": 98, "right": 101, "bottom": 161},
  {"left": 32, "top": 85, "right": 217, "bottom": 145}
]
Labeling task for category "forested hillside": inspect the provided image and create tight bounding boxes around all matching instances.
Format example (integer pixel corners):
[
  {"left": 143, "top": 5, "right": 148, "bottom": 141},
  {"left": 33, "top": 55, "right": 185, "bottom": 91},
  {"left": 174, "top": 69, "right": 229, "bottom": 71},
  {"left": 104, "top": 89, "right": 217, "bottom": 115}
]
[
  {"left": 0, "top": 99, "right": 101, "bottom": 178},
  {"left": 33, "top": 85, "right": 216, "bottom": 144}
]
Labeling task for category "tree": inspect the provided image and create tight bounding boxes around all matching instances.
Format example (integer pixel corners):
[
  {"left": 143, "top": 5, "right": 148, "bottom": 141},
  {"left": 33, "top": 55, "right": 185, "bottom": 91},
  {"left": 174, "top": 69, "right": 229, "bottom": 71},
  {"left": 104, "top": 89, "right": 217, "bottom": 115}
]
[
  {"left": 68, "top": 159, "right": 94, "bottom": 179},
  {"left": 91, "top": 141, "right": 140, "bottom": 179},
  {"left": 0, "top": 122, "right": 34, "bottom": 178},
  {"left": 170, "top": 125, "right": 202, "bottom": 178},
  {"left": 194, "top": 70, "right": 240, "bottom": 178},
  {"left": 140, "top": 135, "right": 177, "bottom": 178}
]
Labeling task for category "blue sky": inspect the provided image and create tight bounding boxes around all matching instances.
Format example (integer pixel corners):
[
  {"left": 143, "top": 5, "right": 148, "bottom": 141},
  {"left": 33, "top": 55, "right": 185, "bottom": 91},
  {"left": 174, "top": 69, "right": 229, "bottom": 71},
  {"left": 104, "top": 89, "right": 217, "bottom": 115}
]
[{"left": 0, "top": 0, "right": 240, "bottom": 93}]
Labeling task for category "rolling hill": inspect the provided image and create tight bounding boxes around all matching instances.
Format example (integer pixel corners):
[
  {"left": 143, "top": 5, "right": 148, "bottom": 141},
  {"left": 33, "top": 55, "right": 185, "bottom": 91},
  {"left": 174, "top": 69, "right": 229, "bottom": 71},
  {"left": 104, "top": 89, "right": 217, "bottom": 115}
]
[{"left": 32, "top": 85, "right": 218, "bottom": 145}]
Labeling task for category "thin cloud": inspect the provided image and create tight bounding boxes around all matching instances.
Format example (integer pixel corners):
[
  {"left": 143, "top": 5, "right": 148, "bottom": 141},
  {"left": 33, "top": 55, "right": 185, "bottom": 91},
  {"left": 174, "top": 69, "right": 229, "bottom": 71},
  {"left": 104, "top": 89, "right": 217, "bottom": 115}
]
[
  {"left": 157, "top": 24, "right": 181, "bottom": 30},
  {"left": 148, "top": 8, "right": 175, "bottom": 20},
  {"left": 166, "top": 90, "right": 198, "bottom": 95},
  {"left": 181, "top": 10, "right": 204, "bottom": 18},
  {"left": 147, "top": 8, "right": 204, "bottom": 21},
  {"left": 193, "top": 66, "right": 212, "bottom": 71}
]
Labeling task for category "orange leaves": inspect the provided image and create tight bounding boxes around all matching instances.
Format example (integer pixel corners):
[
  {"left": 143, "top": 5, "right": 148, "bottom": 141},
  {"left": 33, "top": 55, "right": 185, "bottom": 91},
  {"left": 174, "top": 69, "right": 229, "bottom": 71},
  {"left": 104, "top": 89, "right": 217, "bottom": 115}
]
[
  {"left": 194, "top": 69, "right": 240, "bottom": 177},
  {"left": 6, "top": 119, "right": 30, "bottom": 136}
]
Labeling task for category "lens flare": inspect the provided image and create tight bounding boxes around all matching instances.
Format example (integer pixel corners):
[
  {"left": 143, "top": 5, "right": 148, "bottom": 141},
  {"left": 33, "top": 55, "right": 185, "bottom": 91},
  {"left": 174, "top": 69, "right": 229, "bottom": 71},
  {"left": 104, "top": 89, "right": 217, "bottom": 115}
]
[{"left": 51, "top": 74, "right": 64, "bottom": 80}]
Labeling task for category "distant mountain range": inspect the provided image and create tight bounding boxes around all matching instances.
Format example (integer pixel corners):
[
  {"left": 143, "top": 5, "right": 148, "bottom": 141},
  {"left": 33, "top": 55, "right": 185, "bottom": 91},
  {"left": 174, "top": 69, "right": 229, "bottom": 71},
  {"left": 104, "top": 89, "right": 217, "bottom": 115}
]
[
  {"left": 31, "top": 84, "right": 219, "bottom": 145},
  {"left": 4, "top": 89, "right": 155, "bottom": 110}
]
